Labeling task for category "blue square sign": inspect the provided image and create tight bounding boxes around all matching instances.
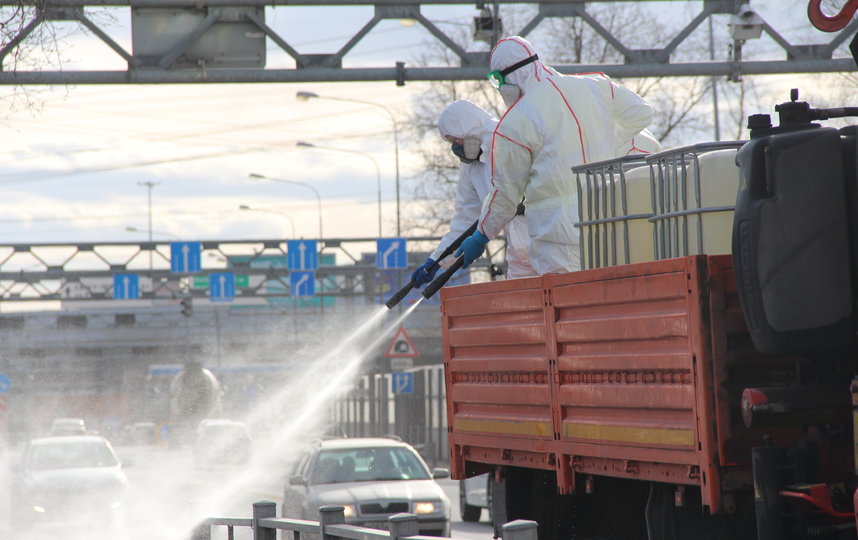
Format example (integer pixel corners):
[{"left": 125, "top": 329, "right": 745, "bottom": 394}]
[
  {"left": 209, "top": 272, "right": 236, "bottom": 302},
  {"left": 392, "top": 372, "right": 414, "bottom": 394},
  {"left": 290, "top": 271, "right": 315, "bottom": 297},
  {"left": 287, "top": 240, "right": 319, "bottom": 271},
  {"left": 170, "top": 241, "right": 202, "bottom": 273},
  {"left": 376, "top": 238, "right": 407, "bottom": 269},
  {"left": 113, "top": 274, "right": 140, "bottom": 300}
]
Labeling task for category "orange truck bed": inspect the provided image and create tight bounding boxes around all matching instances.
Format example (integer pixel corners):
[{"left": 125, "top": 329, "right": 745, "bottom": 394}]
[{"left": 441, "top": 254, "right": 800, "bottom": 513}]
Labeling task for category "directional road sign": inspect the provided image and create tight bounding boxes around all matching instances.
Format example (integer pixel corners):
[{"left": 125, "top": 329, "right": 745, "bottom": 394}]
[
  {"left": 287, "top": 240, "right": 319, "bottom": 271},
  {"left": 290, "top": 271, "right": 315, "bottom": 297},
  {"left": 376, "top": 238, "right": 407, "bottom": 269},
  {"left": 170, "top": 241, "right": 202, "bottom": 273},
  {"left": 209, "top": 272, "right": 236, "bottom": 302},
  {"left": 113, "top": 274, "right": 141, "bottom": 300},
  {"left": 391, "top": 372, "right": 414, "bottom": 395},
  {"left": 0, "top": 373, "right": 10, "bottom": 394}
]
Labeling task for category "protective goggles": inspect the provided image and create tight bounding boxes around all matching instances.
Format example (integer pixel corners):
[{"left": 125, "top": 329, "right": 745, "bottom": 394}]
[{"left": 486, "top": 54, "right": 539, "bottom": 88}]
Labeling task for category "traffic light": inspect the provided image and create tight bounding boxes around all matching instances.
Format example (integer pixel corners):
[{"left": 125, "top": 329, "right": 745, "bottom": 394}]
[{"left": 180, "top": 297, "right": 193, "bottom": 317}]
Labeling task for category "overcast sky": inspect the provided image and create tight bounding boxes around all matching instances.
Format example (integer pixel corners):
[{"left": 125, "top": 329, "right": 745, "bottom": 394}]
[{"left": 0, "top": 1, "right": 850, "bottom": 246}]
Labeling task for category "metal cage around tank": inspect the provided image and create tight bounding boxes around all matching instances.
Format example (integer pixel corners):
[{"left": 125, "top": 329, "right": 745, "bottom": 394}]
[{"left": 574, "top": 141, "right": 746, "bottom": 269}]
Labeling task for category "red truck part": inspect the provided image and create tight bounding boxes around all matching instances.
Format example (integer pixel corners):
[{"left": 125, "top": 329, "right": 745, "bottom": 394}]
[{"left": 441, "top": 254, "right": 854, "bottom": 539}]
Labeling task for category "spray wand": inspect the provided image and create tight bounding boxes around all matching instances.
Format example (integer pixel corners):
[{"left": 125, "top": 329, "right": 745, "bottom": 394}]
[
  {"left": 384, "top": 221, "right": 477, "bottom": 309},
  {"left": 421, "top": 257, "right": 465, "bottom": 300}
]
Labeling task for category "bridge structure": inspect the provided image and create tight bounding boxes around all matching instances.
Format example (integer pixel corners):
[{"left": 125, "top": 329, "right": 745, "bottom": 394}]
[
  {"left": 0, "top": 235, "right": 499, "bottom": 445},
  {"left": 0, "top": 0, "right": 855, "bottom": 86}
]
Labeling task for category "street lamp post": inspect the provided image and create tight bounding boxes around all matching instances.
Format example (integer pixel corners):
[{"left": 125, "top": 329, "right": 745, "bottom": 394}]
[
  {"left": 248, "top": 173, "right": 323, "bottom": 240},
  {"left": 238, "top": 205, "right": 296, "bottom": 238},
  {"left": 125, "top": 226, "right": 179, "bottom": 239},
  {"left": 137, "top": 181, "right": 160, "bottom": 271},
  {"left": 296, "top": 141, "right": 382, "bottom": 238},
  {"left": 296, "top": 91, "right": 401, "bottom": 236}
]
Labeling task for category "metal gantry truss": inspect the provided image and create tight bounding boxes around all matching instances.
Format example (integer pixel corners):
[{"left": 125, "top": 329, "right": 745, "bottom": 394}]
[
  {"left": 0, "top": 0, "right": 855, "bottom": 85},
  {"left": 0, "top": 236, "right": 508, "bottom": 302}
]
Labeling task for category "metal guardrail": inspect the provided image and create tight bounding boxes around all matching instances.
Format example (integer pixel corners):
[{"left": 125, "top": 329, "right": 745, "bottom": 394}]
[{"left": 194, "top": 502, "right": 538, "bottom": 540}]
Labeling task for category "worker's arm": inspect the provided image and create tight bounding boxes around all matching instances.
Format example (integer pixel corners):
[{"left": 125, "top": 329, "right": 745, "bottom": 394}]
[
  {"left": 478, "top": 130, "right": 532, "bottom": 240},
  {"left": 609, "top": 80, "right": 655, "bottom": 144},
  {"left": 432, "top": 166, "right": 483, "bottom": 262}
]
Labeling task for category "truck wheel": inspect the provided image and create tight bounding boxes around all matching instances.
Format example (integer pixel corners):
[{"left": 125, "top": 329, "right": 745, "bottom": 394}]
[{"left": 459, "top": 480, "right": 482, "bottom": 522}]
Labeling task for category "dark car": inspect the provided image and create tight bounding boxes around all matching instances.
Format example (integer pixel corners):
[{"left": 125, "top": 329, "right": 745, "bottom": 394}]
[
  {"left": 282, "top": 437, "right": 451, "bottom": 536},
  {"left": 10, "top": 435, "right": 129, "bottom": 530}
]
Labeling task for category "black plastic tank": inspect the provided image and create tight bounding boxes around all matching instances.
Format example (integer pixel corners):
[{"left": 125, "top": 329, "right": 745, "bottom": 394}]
[{"left": 732, "top": 90, "right": 857, "bottom": 355}]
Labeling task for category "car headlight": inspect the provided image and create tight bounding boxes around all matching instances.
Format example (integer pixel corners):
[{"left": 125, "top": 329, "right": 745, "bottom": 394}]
[
  {"left": 342, "top": 504, "right": 356, "bottom": 518},
  {"left": 413, "top": 502, "right": 438, "bottom": 514}
]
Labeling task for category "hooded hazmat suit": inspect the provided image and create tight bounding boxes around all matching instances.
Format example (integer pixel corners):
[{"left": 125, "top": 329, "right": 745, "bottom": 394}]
[
  {"left": 475, "top": 36, "right": 654, "bottom": 274},
  {"left": 434, "top": 100, "right": 536, "bottom": 279}
]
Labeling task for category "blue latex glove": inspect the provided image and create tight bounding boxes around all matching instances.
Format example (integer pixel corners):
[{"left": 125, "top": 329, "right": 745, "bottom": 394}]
[
  {"left": 411, "top": 257, "right": 438, "bottom": 287},
  {"left": 455, "top": 230, "right": 489, "bottom": 268}
]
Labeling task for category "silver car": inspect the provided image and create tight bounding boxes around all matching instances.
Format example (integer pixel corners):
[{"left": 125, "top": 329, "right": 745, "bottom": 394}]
[
  {"left": 282, "top": 437, "right": 451, "bottom": 536},
  {"left": 10, "top": 435, "right": 130, "bottom": 530}
]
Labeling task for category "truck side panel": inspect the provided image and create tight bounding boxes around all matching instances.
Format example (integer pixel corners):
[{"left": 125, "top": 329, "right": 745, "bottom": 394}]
[
  {"left": 442, "top": 277, "right": 555, "bottom": 477},
  {"left": 547, "top": 256, "right": 715, "bottom": 504},
  {"left": 442, "top": 255, "right": 802, "bottom": 512}
]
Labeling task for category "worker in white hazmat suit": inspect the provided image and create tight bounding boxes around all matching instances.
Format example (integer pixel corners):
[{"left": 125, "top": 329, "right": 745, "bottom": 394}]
[
  {"left": 455, "top": 36, "right": 655, "bottom": 274},
  {"left": 411, "top": 100, "right": 536, "bottom": 286}
]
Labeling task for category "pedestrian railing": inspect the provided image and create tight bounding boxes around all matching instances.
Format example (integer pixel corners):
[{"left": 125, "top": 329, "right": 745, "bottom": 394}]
[{"left": 193, "top": 501, "right": 538, "bottom": 540}]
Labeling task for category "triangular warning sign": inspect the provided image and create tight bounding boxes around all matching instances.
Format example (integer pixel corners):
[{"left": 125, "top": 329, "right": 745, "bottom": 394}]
[{"left": 385, "top": 326, "right": 419, "bottom": 358}]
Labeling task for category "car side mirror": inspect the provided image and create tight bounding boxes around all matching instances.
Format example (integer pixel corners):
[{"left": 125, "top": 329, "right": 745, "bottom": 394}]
[
  {"left": 122, "top": 459, "right": 134, "bottom": 468},
  {"left": 289, "top": 475, "right": 307, "bottom": 486},
  {"left": 432, "top": 467, "right": 450, "bottom": 479}
]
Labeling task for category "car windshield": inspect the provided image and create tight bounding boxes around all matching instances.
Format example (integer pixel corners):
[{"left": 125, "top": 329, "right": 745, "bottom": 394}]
[
  {"left": 310, "top": 447, "right": 431, "bottom": 484},
  {"left": 27, "top": 440, "right": 118, "bottom": 470}
]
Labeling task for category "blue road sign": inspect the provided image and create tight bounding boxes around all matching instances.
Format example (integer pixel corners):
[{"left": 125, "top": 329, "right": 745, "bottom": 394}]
[
  {"left": 290, "top": 271, "right": 316, "bottom": 297},
  {"left": 0, "top": 373, "right": 10, "bottom": 394},
  {"left": 376, "top": 238, "right": 407, "bottom": 269},
  {"left": 287, "top": 240, "right": 319, "bottom": 271},
  {"left": 113, "top": 274, "right": 140, "bottom": 300},
  {"left": 391, "top": 372, "right": 413, "bottom": 395},
  {"left": 209, "top": 272, "right": 236, "bottom": 303},
  {"left": 170, "top": 241, "right": 202, "bottom": 273}
]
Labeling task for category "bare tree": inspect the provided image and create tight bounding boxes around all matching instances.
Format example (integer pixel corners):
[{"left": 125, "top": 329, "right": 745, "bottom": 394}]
[{"left": 0, "top": 5, "right": 98, "bottom": 115}]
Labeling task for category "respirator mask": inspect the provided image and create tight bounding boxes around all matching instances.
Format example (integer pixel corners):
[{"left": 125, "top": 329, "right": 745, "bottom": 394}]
[
  {"left": 451, "top": 137, "right": 483, "bottom": 163},
  {"left": 487, "top": 54, "right": 539, "bottom": 108}
]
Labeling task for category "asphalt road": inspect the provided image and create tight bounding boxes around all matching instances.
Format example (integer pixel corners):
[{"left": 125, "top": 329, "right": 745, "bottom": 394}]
[{"left": 1, "top": 442, "right": 494, "bottom": 540}]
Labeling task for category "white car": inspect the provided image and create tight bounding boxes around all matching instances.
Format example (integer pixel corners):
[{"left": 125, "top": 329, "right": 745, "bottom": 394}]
[
  {"left": 460, "top": 473, "right": 491, "bottom": 522},
  {"left": 193, "top": 419, "right": 253, "bottom": 468},
  {"left": 283, "top": 437, "right": 451, "bottom": 536},
  {"left": 10, "top": 435, "right": 130, "bottom": 530},
  {"left": 48, "top": 417, "right": 86, "bottom": 436}
]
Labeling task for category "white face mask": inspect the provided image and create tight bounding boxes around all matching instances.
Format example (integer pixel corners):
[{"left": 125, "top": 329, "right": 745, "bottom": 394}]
[
  {"left": 499, "top": 84, "right": 522, "bottom": 108},
  {"left": 462, "top": 137, "right": 482, "bottom": 160}
]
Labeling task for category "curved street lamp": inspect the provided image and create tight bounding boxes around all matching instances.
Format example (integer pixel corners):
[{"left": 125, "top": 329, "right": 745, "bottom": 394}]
[
  {"left": 296, "top": 141, "right": 382, "bottom": 238},
  {"left": 125, "top": 226, "right": 179, "bottom": 239},
  {"left": 238, "top": 205, "right": 296, "bottom": 238},
  {"left": 248, "top": 173, "right": 323, "bottom": 240},
  {"left": 295, "top": 91, "right": 401, "bottom": 236}
]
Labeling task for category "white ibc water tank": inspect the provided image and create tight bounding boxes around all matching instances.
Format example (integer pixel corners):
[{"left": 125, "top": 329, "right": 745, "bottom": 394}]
[
  {"left": 651, "top": 145, "right": 743, "bottom": 259},
  {"left": 576, "top": 156, "right": 654, "bottom": 269},
  {"left": 576, "top": 142, "right": 744, "bottom": 269}
]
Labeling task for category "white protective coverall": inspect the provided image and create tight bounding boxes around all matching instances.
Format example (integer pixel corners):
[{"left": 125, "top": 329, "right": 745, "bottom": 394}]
[
  {"left": 479, "top": 36, "right": 654, "bottom": 274},
  {"left": 617, "top": 127, "right": 662, "bottom": 156},
  {"left": 434, "top": 100, "right": 536, "bottom": 279}
]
